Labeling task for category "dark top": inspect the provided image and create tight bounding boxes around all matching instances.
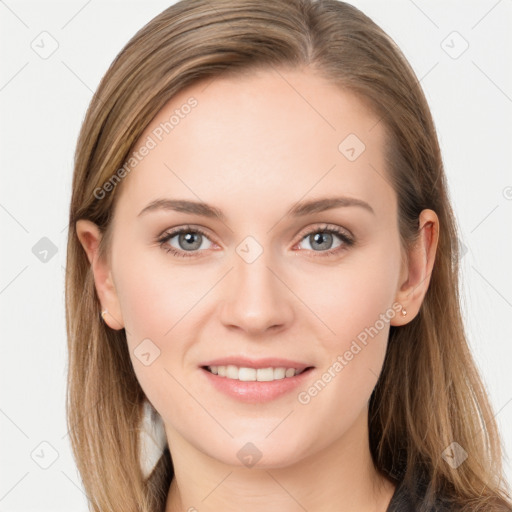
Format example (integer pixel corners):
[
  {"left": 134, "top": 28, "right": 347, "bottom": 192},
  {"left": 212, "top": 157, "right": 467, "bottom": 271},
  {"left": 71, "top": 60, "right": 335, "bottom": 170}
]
[
  {"left": 385, "top": 470, "right": 452, "bottom": 511},
  {"left": 385, "top": 466, "right": 512, "bottom": 511}
]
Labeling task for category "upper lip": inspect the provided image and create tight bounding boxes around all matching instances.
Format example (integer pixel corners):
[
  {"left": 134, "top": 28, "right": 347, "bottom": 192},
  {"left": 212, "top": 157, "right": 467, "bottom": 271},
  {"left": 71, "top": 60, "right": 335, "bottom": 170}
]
[{"left": 200, "top": 356, "right": 313, "bottom": 371}]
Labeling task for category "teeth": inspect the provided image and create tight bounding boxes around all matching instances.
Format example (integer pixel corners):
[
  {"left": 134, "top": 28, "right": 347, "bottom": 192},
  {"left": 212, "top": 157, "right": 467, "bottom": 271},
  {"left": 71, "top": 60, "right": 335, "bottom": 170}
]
[{"left": 207, "top": 365, "right": 305, "bottom": 381}]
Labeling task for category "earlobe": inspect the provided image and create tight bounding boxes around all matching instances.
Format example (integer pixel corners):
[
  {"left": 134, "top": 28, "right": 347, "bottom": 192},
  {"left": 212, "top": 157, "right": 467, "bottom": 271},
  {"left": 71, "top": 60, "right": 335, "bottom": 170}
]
[
  {"left": 75, "top": 219, "right": 125, "bottom": 330},
  {"left": 390, "top": 209, "right": 439, "bottom": 326}
]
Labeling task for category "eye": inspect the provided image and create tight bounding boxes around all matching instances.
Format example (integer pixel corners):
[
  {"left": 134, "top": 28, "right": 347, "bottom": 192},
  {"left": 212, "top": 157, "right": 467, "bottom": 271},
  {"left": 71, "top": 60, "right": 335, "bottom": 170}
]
[
  {"left": 295, "top": 224, "right": 354, "bottom": 257},
  {"left": 157, "top": 223, "right": 355, "bottom": 259},
  {"left": 157, "top": 225, "right": 215, "bottom": 258}
]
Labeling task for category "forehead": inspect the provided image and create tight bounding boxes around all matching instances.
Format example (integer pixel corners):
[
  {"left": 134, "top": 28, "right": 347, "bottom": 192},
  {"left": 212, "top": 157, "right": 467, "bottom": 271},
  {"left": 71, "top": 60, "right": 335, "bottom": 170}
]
[{"left": 114, "top": 67, "right": 393, "bottom": 222}]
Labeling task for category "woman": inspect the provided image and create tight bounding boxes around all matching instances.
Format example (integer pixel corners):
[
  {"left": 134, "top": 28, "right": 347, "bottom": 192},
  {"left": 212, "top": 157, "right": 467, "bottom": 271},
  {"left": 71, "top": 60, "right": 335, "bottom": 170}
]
[{"left": 65, "top": 0, "right": 512, "bottom": 511}]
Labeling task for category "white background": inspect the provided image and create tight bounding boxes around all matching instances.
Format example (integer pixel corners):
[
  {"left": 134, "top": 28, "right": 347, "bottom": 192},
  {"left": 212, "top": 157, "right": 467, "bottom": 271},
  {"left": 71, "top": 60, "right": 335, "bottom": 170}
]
[{"left": 1, "top": 1, "right": 511, "bottom": 510}]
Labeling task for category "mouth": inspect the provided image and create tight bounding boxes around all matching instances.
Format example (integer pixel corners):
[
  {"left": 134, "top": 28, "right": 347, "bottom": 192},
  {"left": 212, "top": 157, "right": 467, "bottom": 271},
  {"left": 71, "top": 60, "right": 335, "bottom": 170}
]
[
  {"left": 201, "top": 364, "right": 314, "bottom": 382},
  {"left": 199, "top": 359, "right": 316, "bottom": 403}
]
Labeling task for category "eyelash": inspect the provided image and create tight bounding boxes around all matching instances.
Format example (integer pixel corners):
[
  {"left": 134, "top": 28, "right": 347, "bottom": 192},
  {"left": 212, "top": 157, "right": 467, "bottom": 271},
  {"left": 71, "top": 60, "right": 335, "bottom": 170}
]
[{"left": 156, "top": 223, "right": 355, "bottom": 259}]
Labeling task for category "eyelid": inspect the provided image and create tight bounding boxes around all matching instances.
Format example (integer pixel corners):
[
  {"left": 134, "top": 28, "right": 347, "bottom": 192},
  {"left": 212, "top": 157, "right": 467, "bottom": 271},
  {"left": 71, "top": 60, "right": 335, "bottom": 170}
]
[
  {"left": 157, "top": 224, "right": 216, "bottom": 243},
  {"left": 294, "top": 222, "right": 353, "bottom": 242}
]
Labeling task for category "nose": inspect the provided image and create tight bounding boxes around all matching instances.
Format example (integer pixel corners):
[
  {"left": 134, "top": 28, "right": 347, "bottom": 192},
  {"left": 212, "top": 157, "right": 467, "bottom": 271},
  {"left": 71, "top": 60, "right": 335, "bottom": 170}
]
[{"left": 218, "top": 249, "right": 295, "bottom": 336}]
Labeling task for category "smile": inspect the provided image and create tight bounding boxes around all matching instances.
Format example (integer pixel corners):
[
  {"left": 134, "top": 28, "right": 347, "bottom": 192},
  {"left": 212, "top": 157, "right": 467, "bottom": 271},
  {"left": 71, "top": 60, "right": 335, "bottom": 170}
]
[{"left": 204, "top": 365, "right": 308, "bottom": 382}]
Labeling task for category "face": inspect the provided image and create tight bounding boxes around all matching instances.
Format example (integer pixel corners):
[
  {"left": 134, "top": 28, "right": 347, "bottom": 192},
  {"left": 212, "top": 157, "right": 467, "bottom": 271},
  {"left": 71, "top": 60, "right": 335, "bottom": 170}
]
[{"left": 105, "top": 67, "right": 406, "bottom": 467}]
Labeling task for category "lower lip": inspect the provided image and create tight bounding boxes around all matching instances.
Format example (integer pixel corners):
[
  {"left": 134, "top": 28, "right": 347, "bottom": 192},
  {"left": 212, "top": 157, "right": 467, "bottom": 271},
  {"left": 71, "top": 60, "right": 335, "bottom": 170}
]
[{"left": 200, "top": 367, "right": 315, "bottom": 403}]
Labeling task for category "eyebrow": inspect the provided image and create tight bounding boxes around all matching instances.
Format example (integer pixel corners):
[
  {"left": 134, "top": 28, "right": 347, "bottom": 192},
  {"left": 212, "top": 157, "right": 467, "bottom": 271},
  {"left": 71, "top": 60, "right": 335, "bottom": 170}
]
[{"left": 137, "top": 196, "right": 375, "bottom": 221}]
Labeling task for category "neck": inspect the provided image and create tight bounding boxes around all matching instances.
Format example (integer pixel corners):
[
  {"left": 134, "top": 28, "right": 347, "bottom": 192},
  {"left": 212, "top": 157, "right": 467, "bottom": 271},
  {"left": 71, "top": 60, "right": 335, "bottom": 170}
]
[{"left": 164, "top": 407, "right": 396, "bottom": 512}]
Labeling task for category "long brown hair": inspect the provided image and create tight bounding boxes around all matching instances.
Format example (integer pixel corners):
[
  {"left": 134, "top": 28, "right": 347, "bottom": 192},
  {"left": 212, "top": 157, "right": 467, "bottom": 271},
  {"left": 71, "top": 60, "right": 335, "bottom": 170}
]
[{"left": 65, "top": 1, "right": 512, "bottom": 510}]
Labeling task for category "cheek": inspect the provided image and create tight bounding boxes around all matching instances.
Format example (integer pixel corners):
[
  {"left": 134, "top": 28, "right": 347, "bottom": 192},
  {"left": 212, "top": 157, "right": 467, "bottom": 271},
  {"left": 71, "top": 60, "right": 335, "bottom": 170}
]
[
  {"left": 292, "top": 244, "right": 400, "bottom": 404},
  {"left": 296, "top": 244, "right": 400, "bottom": 349},
  {"left": 114, "top": 247, "right": 202, "bottom": 342},
  {"left": 112, "top": 251, "right": 195, "bottom": 387}
]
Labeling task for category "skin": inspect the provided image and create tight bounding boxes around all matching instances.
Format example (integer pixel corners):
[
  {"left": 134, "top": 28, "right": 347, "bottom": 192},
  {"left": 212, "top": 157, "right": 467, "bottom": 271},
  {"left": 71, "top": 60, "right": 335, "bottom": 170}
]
[{"left": 77, "top": 67, "right": 439, "bottom": 512}]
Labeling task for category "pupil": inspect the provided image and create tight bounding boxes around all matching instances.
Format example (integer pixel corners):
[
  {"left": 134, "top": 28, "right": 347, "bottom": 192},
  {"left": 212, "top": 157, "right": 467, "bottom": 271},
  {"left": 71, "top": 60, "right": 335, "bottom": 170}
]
[
  {"left": 312, "top": 232, "right": 332, "bottom": 250},
  {"left": 180, "top": 232, "right": 201, "bottom": 250}
]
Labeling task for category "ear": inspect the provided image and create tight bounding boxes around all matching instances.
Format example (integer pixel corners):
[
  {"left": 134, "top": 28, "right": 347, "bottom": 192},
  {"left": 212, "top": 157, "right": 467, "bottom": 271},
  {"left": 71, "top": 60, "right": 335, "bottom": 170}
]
[
  {"left": 75, "top": 219, "right": 124, "bottom": 330},
  {"left": 390, "top": 209, "right": 439, "bottom": 326}
]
